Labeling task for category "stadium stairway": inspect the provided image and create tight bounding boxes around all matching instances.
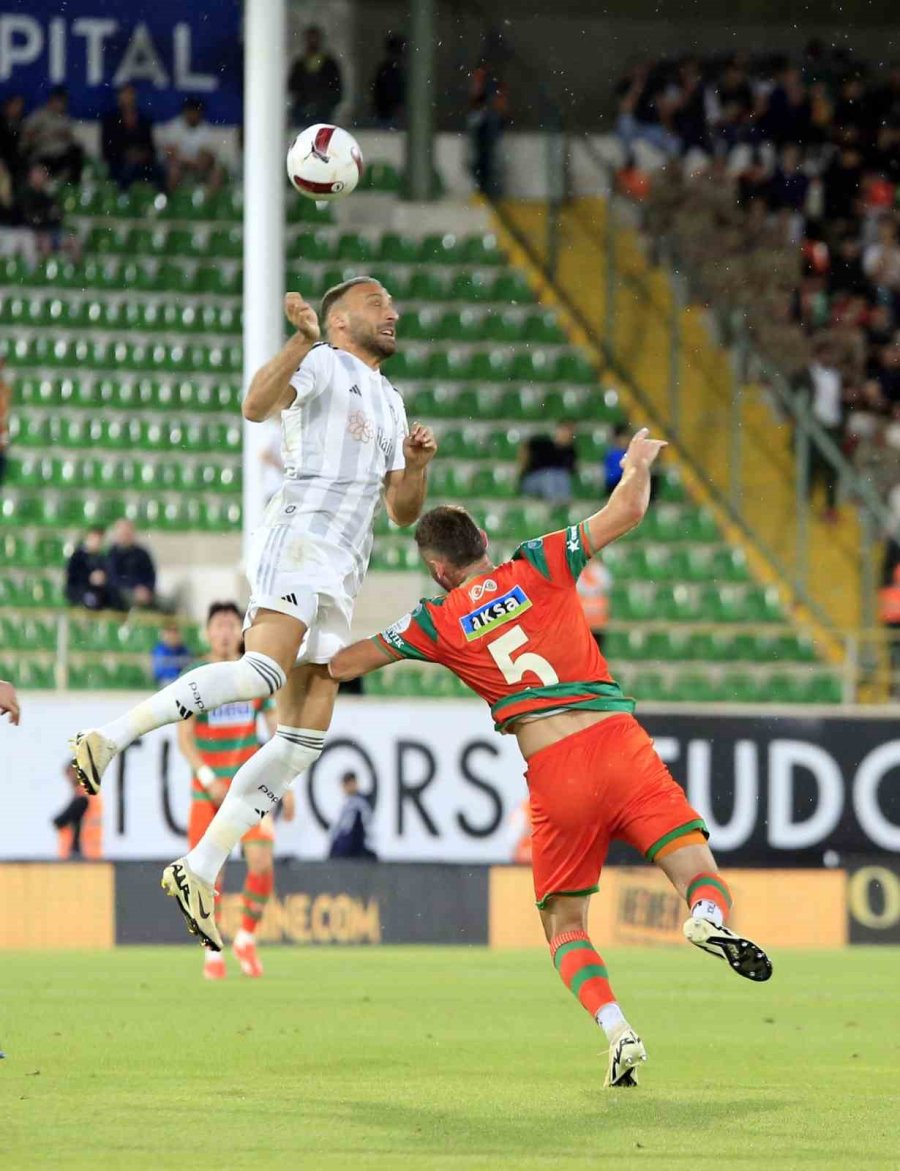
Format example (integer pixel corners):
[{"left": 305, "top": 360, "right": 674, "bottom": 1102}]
[
  {"left": 494, "top": 195, "right": 863, "bottom": 641},
  {"left": 0, "top": 171, "right": 843, "bottom": 702}
]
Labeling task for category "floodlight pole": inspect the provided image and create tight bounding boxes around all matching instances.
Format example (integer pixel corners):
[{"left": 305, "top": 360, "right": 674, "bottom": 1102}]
[
  {"left": 406, "top": 0, "right": 436, "bottom": 201},
  {"left": 242, "top": 0, "right": 286, "bottom": 560}
]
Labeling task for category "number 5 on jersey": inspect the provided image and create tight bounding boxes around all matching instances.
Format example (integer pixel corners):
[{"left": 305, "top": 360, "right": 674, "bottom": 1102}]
[{"left": 487, "top": 625, "right": 559, "bottom": 687}]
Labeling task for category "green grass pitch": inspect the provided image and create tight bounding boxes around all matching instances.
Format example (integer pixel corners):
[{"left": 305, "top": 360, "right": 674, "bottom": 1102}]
[{"left": 2, "top": 946, "right": 899, "bottom": 1170}]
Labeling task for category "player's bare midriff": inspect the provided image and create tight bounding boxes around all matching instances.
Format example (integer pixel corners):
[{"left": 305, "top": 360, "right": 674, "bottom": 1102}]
[{"left": 512, "top": 708, "right": 623, "bottom": 759}]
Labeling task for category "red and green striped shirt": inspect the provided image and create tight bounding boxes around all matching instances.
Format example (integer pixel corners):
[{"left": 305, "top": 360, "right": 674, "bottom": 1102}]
[{"left": 187, "top": 662, "right": 274, "bottom": 801}]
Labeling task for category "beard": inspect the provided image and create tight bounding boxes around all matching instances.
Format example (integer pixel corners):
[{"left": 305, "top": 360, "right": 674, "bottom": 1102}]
[{"left": 349, "top": 319, "right": 396, "bottom": 359}]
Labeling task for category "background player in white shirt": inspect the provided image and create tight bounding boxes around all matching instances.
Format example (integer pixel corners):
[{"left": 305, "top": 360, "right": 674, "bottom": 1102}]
[{"left": 72, "top": 277, "right": 437, "bottom": 948}]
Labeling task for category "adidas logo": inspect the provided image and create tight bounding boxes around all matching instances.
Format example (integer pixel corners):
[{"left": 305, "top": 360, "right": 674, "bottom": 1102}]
[
  {"left": 281, "top": 592, "right": 298, "bottom": 606},
  {"left": 176, "top": 702, "right": 192, "bottom": 720},
  {"left": 348, "top": 383, "right": 361, "bottom": 396}
]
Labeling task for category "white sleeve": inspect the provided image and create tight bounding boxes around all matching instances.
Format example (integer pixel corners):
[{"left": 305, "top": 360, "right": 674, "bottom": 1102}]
[
  {"left": 389, "top": 392, "right": 409, "bottom": 472},
  {"left": 287, "top": 344, "right": 331, "bottom": 410}
]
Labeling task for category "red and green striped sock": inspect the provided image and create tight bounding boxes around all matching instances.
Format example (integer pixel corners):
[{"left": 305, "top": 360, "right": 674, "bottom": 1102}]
[
  {"left": 550, "top": 930, "right": 616, "bottom": 1018},
  {"left": 241, "top": 870, "right": 273, "bottom": 935},
  {"left": 686, "top": 872, "right": 732, "bottom": 926}
]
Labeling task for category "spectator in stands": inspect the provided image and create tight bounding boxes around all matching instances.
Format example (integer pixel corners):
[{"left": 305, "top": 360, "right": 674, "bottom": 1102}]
[
  {"left": 106, "top": 518, "right": 158, "bottom": 610},
  {"left": 519, "top": 422, "right": 577, "bottom": 504},
  {"left": 469, "top": 39, "right": 509, "bottom": 196},
  {"left": 328, "top": 771, "right": 377, "bottom": 860},
  {"left": 151, "top": 620, "right": 192, "bottom": 686},
  {"left": 863, "top": 217, "right": 900, "bottom": 308},
  {"left": 159, "top": 98, "right": 224, "bottom": 196},
  {"left": 576, "top": 556, "right": 612, "bottom": 654},
  {"left": 762, "top": 66, "right": 812, "bottom": 145},
  {"left": 65, "top": 526, "right": 113, "bottom": 610},
  {"left": 52, "top": 762, "right": 102, "bottom": 860},
  {"left": 0, "top": 359, "right": 10, "bottom": 489},
  {"left": 794, "top": 339, "right": 845, "bottom": 521},
  {"left": 18, "top": 164, "right": 81, "bottom": 262},
  {"left": 603, "top": 425, "right": 630, "bottom": 495},
  {"left": 0, "top": 679, "right": 19, "bottom": 724},
  {"left": 0, "top": 94, "right": 25, "bottom": 187},
  {"left": 288, "top": 26, "right": 343, "bottom": 126},
  {"left": 102, "top": 84, "right": 163, "bottom": 191},
  {"left": 371, "top": 34, "right": 407, "bottom": 128},
  {"left": 22, "top": 86, "right": 83, "bottom": 183}
]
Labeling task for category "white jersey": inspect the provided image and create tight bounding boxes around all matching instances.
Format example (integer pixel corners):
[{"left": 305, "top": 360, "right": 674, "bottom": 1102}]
[{"left": 263, "top": 343, "right": 408, "bottom": 590}]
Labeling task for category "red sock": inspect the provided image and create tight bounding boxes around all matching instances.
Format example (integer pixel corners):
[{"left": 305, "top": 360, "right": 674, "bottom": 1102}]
[
  {"left": 550, "top": 930, "right": 615, "bottom": 1017},
  {"left": 685, "top": 872, "right": 732, "bottom": 921},
  {"left": 241, "top": 870, "right": 273, "bottom": 935}
]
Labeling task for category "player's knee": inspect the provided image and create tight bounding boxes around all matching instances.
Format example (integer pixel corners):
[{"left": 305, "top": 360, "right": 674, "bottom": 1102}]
[{"left": 236, "top": 652, "right": 288, "bottom": 699}]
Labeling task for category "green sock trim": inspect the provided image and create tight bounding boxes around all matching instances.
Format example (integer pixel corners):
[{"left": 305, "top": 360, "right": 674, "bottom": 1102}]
[
  {"left": 686, "top": 874, "right": 732, "bottom": 908},
  {"left": 552, "top": 939, "right": 594, "bottom": 970},
  {"left": 570, "top": 963, "right": 609, "bottom": 997},
  {"left": 242, "top": 889, "right": 270, "bottom": 905},
  {"left": 645, "top": 818, "right": 708, "bottom": 861},
  {"left": 242, "top": 906, "right": 264, "bottom": 921}
]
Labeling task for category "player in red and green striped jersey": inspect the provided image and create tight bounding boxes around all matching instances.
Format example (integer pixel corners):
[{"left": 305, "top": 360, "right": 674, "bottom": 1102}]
[{"left": 177, "top": 602, "right": 295, "bottom": 980}]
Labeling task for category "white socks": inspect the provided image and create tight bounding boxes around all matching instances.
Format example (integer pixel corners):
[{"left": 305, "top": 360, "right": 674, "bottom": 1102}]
[
  {"left": 596, "top": 1002, "right": 627, "bottom": 1042},
  {"left": 99, "top": 652, "right": 287, "bottom": 751},
  {"left": 234, "top": 928, "right": 256, "bottom": 949},
  {"left": 186, "top": 726, "right": 324, "bottom": 884},
  {"left": 691, "top": 898, "right": 725, "bottom": 928}
]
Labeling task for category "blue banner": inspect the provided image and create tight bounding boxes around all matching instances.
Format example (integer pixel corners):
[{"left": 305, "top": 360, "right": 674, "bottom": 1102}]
[{"left": 0, "top": 0, "right": 243, "bottom": 124}]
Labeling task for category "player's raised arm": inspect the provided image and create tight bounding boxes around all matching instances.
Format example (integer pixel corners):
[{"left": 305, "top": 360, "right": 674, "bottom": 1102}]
[
  {"left": 242, "top": 293, "right": 321, "bottom": 422},
  {"left": 583, "top": 428, "right": 667, "bottom": 552},
  {"left": 384, "top": 422, "right": 438, "bottom": 526},
  {"left": 0, "top": 679, "right": 20, "bottom": 725}
]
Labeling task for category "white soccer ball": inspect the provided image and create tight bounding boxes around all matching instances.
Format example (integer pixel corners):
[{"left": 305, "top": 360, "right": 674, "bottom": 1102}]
[{"left": 286, "top": 124, "right": 364, "bottom": 202}]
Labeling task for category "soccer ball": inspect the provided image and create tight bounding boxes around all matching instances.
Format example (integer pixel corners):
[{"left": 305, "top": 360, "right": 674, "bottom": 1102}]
[{"left": 286, "top": 124, "right": 364, "bottom": 202}]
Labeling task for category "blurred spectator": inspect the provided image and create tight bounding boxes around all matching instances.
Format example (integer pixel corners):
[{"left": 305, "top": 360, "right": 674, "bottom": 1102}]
[
  {"left": 469, "top": 39, "right": 509, "bottom": 196},
  {"left": 0, "top": 94, "right": 25, "bottom": 187},
  {"left": 614, "top": 61, "right": 681, "bottom": 158},
  {"left": 159, "top": 98, "right": 224, "bottom": 196},
  {"left": 763, "top": 66, "right": 812, "bottom": 145},
  {"left": 862, "top": 217, "right": 900, "bottom": 306},
  {"left": 65, "top": 526, "right": 113, "bottom": 610},
  {"left": 19, "top": 164, "right": 81, "bottom": 262},
  {"left": 0, "top": 359, "right": 10, "bottom": 489},
  {"left": 53, "top": 762, "right": 103, "bottom": 860},
  {"left": 152, "top": 620, "right": 192, "bottom": 686},
  {"left": 603, "top": 425, "right": 630, "bottom": 495},
  {"left": 576, "top": 556, "right": 612, "bottom": 654},
  {"left": 328, "top": 771, "right": 376, "bottom": 860},
  {"left": 106, "top": 518, "right": 158, "bottom": 610},
  {"left": 880, "top": 536, "right": 900, "bottom": 692},
  {"left": 519, "top": 422, "right": 577, "bottom": 504},
  {"left": 794, "top": 340, "right": 845, "bottom": 520},
  {"left": 371, "top": 34, "right": 407, "bottom": 128},
  {"left": 0, "top": 679, "right": 20, "bottom": 724},
  {"left": 22, "top": 86, "right": 84, "bottom": 183},
  {"left": 102, "top": 84, "right": 163, "bottom": 191},
  {"left": 767, "top": 145, "right": 810, "bottom": 214},
  {"left": 288, "top": 26, "right": 343, "bottom": 126}
]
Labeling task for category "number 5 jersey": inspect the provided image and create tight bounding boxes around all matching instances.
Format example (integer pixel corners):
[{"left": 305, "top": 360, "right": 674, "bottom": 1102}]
[{"left": 372, "top": 525, "right": 635, "bottom": 731}]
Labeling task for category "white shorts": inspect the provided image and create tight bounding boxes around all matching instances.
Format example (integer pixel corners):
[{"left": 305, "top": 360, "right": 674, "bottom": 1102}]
[{"left": 244, "top": 524, "right": 358, "bottom": 665}]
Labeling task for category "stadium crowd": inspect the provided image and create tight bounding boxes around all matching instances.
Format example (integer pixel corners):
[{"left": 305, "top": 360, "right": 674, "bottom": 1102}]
[{"left": 621, "top": 45, "right": 900, "bottom": 512}]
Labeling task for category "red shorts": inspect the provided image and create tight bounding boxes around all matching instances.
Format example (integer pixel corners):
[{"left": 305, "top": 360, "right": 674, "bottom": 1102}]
[
  {"left": 188, "top": 798, "right": 276, "bottom": 853},
  {"left": 525, "top": 713, "right": 707, "bottom": 908}
]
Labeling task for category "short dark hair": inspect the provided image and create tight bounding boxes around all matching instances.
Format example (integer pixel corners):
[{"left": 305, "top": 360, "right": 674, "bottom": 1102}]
[
  {"left": 415, "top": 506, "right": 486, "bottom": 567},
  {"left": 320, "top": 276, "right": 381, "bottom": 332},
  {"left": 341, "top": 771, "right": 358, "bottom": 784},
  {"left": 207, "top": 600, "right": 243, "bottom": 624},
  {"left": 183, "top": 97, "right": 204, "bottom": 113}
]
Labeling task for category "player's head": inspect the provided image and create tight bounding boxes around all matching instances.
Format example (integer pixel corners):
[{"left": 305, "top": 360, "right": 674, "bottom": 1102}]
[
  {"left": 206, "top": 601, "right": 244, "bottom": 660},
  {"left": 320, "top": 277, "right": 398, "bottom": 361},
  {"left": 415, "top": 505, "right": 490, "bottom": 591},
  {"left": 159, "top": 619, "right": 183, "bottom": 648}
]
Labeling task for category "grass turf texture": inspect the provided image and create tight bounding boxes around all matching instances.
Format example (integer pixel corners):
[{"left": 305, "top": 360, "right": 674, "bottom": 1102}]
[{"left": 2, "top": 946, "right": 898, "bottom": 1170}]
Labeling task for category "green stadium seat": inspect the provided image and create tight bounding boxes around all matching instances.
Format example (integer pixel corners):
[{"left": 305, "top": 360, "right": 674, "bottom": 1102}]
[{"left": 378, "top": 233, "right": 420, "bottom": 263}]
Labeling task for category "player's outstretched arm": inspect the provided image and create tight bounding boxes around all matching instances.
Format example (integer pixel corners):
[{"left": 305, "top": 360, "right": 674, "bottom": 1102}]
[
  {"left": 384, "top": 423, "right": 438, "bottom": 526},
  {"left": 329, "top": 638, "right": 395, "bottom": 683},
  {"left": 242, "top": 293, "right": 321, "bottom": 422},
  {"left": 583, "top": 428, "right": 667, "bottom": 552},
  {"left": 0, "top": 679, "right": 20, "bottom": 725}
]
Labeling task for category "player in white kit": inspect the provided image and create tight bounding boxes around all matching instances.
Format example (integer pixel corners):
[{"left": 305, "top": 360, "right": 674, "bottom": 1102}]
[{"left": 71, "top": 278, "right": 437, "bottom": 948}]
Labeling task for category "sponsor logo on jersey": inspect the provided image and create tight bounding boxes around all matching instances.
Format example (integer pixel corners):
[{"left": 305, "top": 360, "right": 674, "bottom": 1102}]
[
  {"left": 460, "top": 585, "right": 532, "bottom": 641},
  {"left": 347, "top": 410, "right": 375, "bottom": 442},
  {"left": 382, "top": 611, "right": 414, "bottom": 653},
  {"left": 469, "top": 579, "right": 497, "bottom": 602}
]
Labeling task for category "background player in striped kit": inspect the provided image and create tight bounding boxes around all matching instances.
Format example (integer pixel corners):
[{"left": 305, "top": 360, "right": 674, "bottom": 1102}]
[
  {"left": 177, "top": 602, "right": 295, "bottom": 980},
  {"left": 72, "top": 279, "right": 436, "bottom": 949}
]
